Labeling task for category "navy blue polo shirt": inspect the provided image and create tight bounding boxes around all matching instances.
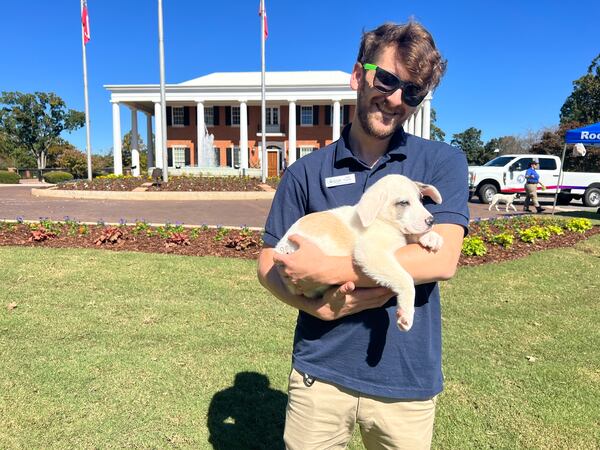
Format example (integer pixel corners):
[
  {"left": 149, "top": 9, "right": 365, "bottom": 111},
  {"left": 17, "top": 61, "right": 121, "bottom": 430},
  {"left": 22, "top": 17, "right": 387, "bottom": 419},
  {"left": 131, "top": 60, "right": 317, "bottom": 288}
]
[{"left": 263, "top": 125, "right": 469, "bottom": 399}]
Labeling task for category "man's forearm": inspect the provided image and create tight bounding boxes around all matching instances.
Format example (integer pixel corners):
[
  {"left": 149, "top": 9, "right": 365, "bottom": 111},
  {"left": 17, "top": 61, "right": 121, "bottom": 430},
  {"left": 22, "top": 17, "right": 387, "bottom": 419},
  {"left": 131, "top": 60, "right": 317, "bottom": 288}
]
[{"left": 326, "top": 224, "right": 464, "bottom": 286}]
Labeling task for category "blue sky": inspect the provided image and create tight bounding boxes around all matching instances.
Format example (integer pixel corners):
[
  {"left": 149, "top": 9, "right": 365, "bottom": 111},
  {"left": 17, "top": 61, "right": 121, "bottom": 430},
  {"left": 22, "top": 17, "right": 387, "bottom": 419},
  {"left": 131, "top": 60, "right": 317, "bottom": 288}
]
[{"left": 1, "top": 0, "right": 598, "bottom": 154}]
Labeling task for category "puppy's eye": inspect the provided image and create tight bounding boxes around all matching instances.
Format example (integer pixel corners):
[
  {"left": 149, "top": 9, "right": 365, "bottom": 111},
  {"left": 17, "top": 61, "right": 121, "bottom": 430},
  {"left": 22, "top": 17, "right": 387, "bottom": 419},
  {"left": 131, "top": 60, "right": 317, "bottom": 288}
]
[{"left": 395, "top": 200, "right": 410, "bottom": 207}]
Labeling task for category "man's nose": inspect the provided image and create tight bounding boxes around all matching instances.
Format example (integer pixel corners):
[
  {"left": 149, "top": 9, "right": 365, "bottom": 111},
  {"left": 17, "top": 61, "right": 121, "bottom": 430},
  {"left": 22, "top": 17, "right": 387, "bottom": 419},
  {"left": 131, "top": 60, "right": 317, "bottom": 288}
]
[{"left": 385, "top": 88, "right": 405, "bottom": 108}]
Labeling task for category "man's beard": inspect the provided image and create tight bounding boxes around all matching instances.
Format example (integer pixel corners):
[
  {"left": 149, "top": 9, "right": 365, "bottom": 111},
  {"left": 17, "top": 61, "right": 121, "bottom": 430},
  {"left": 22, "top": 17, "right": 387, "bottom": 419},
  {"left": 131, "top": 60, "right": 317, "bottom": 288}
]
[{"left": 356, "top": 80, "right": 405, "bottom": 140}]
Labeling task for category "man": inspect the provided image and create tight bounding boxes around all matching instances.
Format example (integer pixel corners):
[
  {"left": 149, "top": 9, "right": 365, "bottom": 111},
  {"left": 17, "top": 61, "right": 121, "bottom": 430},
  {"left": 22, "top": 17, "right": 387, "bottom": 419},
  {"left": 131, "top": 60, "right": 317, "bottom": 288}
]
[
  {"left": 523, "top": 160, "right": 545, "bottom": 213},
  {"left": 257, "top": 21, "right": 469, "bottom": 449}
]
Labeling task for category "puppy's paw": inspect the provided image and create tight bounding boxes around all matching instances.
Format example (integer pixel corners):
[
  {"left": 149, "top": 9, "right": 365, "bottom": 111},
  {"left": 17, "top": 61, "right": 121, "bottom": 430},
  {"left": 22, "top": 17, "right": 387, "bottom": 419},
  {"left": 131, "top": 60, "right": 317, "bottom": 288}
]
[
  {"left": 396, "top": 308, "right": 414, "bottom": 332},
  {"left": 419, "top": 231, "right": 444, "bottom": 252}
]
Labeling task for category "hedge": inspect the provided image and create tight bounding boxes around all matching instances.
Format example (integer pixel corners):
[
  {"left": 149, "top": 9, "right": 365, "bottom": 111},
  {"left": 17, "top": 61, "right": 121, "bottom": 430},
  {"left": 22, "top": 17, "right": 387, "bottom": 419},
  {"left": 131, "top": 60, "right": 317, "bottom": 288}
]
[
  {"left": 43, "top": 171, "right": 74, "bottom": 184},
  {"left": 0, "top": 171, "right": 20, "bottom": 184}
]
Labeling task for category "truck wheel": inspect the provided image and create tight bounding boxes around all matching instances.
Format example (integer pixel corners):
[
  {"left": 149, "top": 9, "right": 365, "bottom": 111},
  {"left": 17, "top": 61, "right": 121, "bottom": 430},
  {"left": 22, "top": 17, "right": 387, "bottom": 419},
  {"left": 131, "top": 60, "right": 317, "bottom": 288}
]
[
  {"left": 478, "top": 184, "right": 497, "bottom": 204},
  {"left": 556, "top": 193, "right": 573, "bottom": 205},
  {"left": 583, "top": 186, "right": 600, "bottom": 208}
]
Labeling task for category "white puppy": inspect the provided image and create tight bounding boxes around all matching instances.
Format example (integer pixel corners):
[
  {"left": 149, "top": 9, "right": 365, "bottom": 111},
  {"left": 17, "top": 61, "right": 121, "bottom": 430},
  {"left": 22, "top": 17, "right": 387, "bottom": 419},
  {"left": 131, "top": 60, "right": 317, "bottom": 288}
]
[
  {"left": 489, "top": 193, "right": 520, "bottom": 212},
  {"left": 275, "top": 174, "right": 443, "bottom": 332}
]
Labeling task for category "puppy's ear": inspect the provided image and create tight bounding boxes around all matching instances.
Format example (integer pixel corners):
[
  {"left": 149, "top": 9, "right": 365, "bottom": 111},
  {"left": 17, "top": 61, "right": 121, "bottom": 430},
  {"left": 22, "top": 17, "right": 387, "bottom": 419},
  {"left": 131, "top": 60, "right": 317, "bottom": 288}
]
[
  {"left": 356, "top": 185, "right": 388, "bottom": 227},
  {"left": 415, "top": 182, "right": 443, "bottom": 204}
]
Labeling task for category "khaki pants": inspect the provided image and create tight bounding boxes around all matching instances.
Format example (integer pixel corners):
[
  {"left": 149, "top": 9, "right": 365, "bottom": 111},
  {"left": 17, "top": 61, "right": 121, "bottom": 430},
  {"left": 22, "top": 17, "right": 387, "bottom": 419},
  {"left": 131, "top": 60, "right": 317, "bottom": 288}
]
[
  {"left": 524, "top": 183, "right": 539, "bottom": 208},
  {"left": 284, "top": 368, "right": 437, "bottom": 450}
]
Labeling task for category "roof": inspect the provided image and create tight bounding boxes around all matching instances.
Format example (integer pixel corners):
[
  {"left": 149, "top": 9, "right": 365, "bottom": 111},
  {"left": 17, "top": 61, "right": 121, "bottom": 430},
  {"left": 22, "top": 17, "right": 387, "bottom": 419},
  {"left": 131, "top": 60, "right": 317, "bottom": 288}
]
[{"left": 177, "top": 71, "right": 351, "bottom": 87}]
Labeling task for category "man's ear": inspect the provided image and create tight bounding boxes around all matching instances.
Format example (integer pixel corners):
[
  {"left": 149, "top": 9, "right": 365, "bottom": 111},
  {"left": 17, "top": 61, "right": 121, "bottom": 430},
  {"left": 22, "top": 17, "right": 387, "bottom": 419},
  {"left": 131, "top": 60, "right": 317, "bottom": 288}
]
[{"left": 350, "top": 62, "right": 363, "bottom": 91}]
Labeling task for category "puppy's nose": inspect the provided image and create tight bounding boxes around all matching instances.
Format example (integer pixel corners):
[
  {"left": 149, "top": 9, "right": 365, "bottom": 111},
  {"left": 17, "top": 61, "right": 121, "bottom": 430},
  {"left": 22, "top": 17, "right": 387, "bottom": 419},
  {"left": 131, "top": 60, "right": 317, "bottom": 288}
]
[{"left": 425, "top": 216, "right": 434, "bottom": 227}]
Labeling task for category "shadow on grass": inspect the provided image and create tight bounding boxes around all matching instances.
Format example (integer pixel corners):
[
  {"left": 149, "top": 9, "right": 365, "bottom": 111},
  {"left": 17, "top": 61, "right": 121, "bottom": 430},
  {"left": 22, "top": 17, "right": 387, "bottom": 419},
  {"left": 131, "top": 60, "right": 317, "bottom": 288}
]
[{"left": 207, "top": 372, "right": 287, "bottom": 449}]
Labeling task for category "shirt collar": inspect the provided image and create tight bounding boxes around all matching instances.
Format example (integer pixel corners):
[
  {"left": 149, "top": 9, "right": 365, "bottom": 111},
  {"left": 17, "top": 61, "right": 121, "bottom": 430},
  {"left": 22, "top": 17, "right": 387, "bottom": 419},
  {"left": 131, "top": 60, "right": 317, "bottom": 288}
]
[{"left": 334, "top": 124, "right": 408, "bottom": 167}]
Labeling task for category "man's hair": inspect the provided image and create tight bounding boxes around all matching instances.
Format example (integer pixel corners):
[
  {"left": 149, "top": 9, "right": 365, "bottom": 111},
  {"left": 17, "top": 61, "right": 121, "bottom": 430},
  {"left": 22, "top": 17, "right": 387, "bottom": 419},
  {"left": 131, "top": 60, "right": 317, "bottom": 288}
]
[{"left": 356, "top": 21, "right": 447, "bottom": 92}]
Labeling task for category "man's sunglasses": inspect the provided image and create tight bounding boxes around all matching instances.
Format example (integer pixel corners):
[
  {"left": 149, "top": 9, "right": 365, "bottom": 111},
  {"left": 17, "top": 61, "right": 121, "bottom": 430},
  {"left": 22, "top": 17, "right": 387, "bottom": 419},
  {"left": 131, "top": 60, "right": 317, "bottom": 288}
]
[{"left": 362, "top": 63, "right": 426, "bottom": 107}]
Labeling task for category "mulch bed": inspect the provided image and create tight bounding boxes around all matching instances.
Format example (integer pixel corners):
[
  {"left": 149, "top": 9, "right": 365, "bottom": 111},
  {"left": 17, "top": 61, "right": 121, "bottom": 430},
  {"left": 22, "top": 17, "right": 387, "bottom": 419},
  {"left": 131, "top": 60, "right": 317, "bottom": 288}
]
[
  {"left": 1, "top": 221, "right": 598, "bottom": 266},
  {"left": 459, "top": 225, "right": 600, "bottom": 267},
  {"left": 56, "top": 176, "right": 279, "bottom": 192}
]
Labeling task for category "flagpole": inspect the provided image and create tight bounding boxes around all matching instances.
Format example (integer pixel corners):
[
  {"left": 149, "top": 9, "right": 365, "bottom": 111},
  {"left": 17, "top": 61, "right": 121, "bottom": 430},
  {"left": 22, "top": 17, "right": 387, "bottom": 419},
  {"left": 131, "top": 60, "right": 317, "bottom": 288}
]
[
  {"left": 158, "top": 0, "right": 169, "bottom": 182},
  {"left": 260, "top": 0, "right": 267, "bottom": 183},
  {"left": 80, "top": 0, "right": 92, "bottom": 180}
]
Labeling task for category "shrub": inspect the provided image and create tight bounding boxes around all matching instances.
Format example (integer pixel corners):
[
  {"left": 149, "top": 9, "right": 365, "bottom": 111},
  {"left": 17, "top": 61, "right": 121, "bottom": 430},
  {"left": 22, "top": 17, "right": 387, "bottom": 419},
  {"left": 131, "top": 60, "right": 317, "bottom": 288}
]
[
  {"left": 44, "top": 171, "right": 74, "bottom": 184},
  {"left": 0, "top": 170, "right": 20, "bottom": 184},
  {"left": 565, "top": 218, "right": 593, "bottom": 233},
  {"left": 490, "top": 232, "right": 514, "bottom": 248},
  {"left": 462, "top": 236, "right": 487, "bottom": 256}
]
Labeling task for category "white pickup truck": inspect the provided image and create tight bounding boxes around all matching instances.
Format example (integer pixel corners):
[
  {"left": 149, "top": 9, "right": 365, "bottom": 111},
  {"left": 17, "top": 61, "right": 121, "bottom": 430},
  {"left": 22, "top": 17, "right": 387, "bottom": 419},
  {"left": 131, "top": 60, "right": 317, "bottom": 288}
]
[{"left": 468, "top": 154, "right": 600, "bottom": 207}]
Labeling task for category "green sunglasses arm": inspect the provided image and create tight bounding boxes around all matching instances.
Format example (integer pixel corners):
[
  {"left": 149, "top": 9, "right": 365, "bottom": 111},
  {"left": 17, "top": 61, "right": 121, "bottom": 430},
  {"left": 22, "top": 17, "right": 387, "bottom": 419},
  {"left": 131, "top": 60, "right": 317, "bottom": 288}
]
[{"left": 362, "top": 63, "right": 377, "bottom": 70}]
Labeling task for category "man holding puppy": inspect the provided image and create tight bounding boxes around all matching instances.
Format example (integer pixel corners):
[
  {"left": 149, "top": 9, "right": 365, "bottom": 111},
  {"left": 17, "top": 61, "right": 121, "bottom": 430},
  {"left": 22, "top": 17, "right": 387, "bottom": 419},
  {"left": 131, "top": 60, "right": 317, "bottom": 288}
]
[{"left": 258, "top": 21, "right": 469, "bottom": 449}]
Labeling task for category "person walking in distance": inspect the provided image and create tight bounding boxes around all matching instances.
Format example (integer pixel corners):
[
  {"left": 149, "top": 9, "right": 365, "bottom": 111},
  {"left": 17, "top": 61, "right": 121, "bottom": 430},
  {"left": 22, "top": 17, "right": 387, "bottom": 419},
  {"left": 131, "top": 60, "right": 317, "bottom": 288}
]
[{"left": 523, "top": 160, "right": 545, "bottom": 213}]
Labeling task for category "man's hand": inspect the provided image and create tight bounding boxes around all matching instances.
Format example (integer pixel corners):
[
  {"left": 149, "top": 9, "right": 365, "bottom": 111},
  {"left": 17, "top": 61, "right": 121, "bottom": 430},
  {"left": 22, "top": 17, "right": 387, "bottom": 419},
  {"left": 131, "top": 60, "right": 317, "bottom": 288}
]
[
  {"left": 306, "top": 282, "right": 393, "bottom": 321},
  {"left": 273, "top": 234, "right": 336, "bottom": 293}
]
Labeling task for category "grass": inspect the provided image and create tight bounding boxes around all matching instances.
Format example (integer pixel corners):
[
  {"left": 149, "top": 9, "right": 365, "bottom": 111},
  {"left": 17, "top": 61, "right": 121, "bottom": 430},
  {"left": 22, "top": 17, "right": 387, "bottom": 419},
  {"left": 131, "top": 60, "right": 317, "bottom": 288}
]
[{"left": 1, "top": 237, "right": 599, "bottom": 449}]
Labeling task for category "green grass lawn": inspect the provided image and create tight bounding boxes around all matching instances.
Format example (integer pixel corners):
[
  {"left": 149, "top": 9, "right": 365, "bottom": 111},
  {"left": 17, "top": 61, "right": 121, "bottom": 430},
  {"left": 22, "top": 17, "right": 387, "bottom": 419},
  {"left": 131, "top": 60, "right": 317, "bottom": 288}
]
[{"left": 1, "top": 237, "right": 599, "bottom": 449}]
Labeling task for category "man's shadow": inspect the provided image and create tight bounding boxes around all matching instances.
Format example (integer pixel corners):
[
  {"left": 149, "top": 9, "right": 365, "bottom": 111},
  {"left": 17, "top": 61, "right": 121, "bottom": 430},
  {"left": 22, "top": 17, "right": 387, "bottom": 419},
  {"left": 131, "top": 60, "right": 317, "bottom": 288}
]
[{"left": 207, "top": 371, "right": 287, "bottom": 450}]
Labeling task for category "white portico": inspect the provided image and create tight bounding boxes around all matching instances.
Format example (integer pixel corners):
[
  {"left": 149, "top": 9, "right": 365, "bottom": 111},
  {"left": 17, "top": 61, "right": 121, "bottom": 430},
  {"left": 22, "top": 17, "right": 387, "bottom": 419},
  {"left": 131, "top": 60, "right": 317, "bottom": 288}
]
[{"left": 104, "top": 71, "right": 433, "bottom": 177}]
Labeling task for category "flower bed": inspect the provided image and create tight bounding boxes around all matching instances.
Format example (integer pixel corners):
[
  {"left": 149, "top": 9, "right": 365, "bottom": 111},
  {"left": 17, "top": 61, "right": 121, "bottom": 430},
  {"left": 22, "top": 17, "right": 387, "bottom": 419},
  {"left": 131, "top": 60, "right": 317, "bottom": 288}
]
[
  {"left": 1, "top": 216, "right": 598, "bottom": 265},
  {"left": 55, "top": 175, "right": 280, "bottom": 192}
]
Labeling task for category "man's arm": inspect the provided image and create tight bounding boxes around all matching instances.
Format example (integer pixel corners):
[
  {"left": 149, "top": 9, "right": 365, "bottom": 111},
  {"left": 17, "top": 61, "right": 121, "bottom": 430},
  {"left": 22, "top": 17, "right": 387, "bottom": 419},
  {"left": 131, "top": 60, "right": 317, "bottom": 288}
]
[
  {"left": 257, "top": 247, "right": 394, "bottom": 320},
  {"left": 271, "top": 223, "right": 465, "bottom": 289}
]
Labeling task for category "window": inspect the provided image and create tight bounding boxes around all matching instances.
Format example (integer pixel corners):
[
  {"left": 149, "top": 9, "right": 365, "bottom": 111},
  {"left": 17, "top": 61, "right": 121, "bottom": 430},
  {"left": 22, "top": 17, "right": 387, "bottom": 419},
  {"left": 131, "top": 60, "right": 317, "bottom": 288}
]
[
  {"left": 299, "top": 146, "right": 315, "bottom": 158},
  {"left": 511, "top": 158, "right": 533, "bottom": 172},
  {"left": 172, "top": 145, "right": 186, "bottom": 168},
  {"left": 172, "top": 107, "right": 185, "bottom": 126},
  {"left": 301, "top": 106, "right": 313, "bottom": 126},
  {"left": 231, "top": 106, "right": 240, "bottom": 126},
  {"left": 213, "top": 147, "right": 221, "bottom": 166},
  {"left": 204, "top": 108, "right": 214, "bottom": 126},
  {"left": 539, "top": 158, "right": 557, "bottom": 171},
  {"left": 227, "top": 146, "right": 241, "bottom": 168},
  {"left": 266, "top": 107, "right": 279, "bottom": 125}
]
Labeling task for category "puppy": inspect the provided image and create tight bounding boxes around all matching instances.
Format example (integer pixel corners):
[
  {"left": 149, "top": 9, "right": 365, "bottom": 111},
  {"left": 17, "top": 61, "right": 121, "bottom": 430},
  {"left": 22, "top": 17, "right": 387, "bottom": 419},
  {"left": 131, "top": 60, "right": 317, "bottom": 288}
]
[
  {"left": 275, "top": 174, "right": 443, "bottom": 332},
  {"left": 489, "top": 193, "right": 520, "bottom": 212}
]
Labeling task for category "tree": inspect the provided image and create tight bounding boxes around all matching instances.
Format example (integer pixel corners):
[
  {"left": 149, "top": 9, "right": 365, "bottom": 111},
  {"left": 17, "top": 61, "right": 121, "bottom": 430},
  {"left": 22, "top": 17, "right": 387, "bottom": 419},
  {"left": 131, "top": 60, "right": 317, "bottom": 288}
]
[
  {"left": 484, "top": 135, "right": 526, "bottom": 155},
  {"left": 0, "top": 91, "right": 84, "bottom": 179},
  {"left": 560, "top": 54, "right": 600, "bottom": 125},
  {"left": 451, "top": 127, "right": 490, "bottom": 165},
  {"left": 430, "top": 108, "right": 445, "bottom": 142}
]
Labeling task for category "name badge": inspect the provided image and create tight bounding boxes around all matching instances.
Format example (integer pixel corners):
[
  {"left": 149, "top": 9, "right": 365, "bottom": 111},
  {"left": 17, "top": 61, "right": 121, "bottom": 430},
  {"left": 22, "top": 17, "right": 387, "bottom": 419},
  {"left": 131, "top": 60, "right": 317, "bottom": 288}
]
[{"left": 325, "top": 174, "right": 356, "bottom": 188}]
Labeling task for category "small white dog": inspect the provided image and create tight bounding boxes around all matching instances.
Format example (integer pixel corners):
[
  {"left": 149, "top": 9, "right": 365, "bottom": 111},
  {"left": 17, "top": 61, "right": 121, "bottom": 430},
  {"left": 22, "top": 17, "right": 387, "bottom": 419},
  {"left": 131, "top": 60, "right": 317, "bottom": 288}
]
[
  {"left": 489, "top": 193, "right": 520, "bottom": 212},
  {"left": 275, "top": 174, "right": 443, "bottom": 332}
]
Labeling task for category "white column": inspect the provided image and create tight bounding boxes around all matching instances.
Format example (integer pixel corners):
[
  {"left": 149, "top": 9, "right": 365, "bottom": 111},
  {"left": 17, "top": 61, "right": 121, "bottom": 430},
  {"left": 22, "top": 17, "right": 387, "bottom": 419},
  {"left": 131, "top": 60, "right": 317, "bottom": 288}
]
[
  {"left": 288, "top": 100, "right": 297, "bottom": 166},
  {"left": 196, "top": 101, "right": 205, "bottom": 167},
  {"left": 239, "top": 101, "right": 248, "bottom": 173},
  {"left": 111, "top": 101, "right": 123, "bottom": 176},
  {"left": 332, "top": 100, "right": 341, "bottom": 141},
  {"left": 414, "top": 107, "right": 423, "bottom": 139},
  {"left": 130, "top": 108, "right": 140, "bottom": 176},
  {"left": 153, "top": 101, "right": 164, "bottom": 169},
  {"left": 422, "top": 94, "right": 432, "bottom": 140},
  {"left": 145, "top": 112, "right": 154, "bottom": 169}
]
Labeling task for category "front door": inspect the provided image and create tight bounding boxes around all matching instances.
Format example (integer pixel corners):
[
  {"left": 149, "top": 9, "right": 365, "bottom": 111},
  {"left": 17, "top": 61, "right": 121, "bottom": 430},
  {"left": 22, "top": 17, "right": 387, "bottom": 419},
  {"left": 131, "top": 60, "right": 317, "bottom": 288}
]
[{"left": 267, "top": 151, "right": 278, "bottom": 178}]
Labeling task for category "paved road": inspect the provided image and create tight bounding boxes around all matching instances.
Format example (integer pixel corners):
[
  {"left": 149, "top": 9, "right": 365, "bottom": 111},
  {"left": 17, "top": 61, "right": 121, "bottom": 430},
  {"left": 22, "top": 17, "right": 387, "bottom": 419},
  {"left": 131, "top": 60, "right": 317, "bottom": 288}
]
[
  {"left": 0, "top": 185, "right": 595, "bottom": 227},
  {"left": 0, "top": 185, "right": 273, "bottom": 228}
]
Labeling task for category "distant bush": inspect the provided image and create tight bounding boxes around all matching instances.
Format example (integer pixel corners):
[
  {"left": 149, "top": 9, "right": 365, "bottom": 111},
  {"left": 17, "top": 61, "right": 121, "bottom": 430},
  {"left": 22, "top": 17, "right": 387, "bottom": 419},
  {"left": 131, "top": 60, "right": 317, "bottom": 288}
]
[
  {"left": 44, "top": 171, "right": 74, "bottom": 184},
  {"left": 0, "top": 170, "right": 20, "bottom": 184}
]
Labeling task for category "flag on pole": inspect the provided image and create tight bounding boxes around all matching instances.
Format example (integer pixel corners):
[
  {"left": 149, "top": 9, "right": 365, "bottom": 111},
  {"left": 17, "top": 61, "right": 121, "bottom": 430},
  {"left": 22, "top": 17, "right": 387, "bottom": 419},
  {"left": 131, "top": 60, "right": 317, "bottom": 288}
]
[
  {"left": 82, "top": 0, "right": 91, "bottom": 44},
  {"left": 259, "top": 2, "right": 268, "bottom": 39}
]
